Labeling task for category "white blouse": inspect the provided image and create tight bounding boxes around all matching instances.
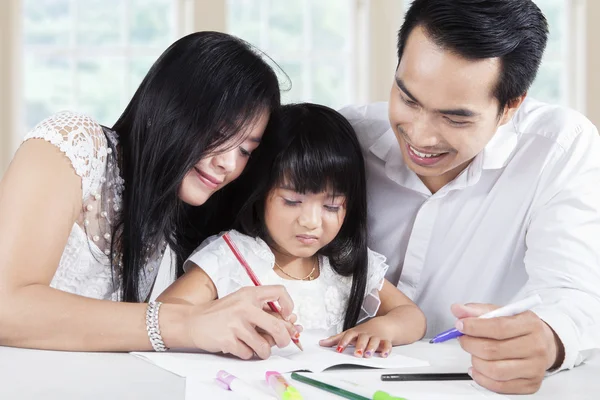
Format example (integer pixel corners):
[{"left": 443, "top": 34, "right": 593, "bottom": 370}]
[
  {"left": 185, "top": 230, "right": 389, "bottom": 336},
  {"left": 22, "top": 111, "right": 164, "bottom": 301}
]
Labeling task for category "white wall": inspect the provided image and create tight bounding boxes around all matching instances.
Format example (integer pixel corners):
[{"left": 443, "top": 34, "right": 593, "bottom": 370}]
[
  {"left": 0, "top": 0, "right": 22, "bottom": 174},
  {"left": 1, "top": 0, "right": 599, "bottom": 175}
]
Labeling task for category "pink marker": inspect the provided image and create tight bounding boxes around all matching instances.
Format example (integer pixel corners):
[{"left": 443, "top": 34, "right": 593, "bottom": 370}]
[
  {"left": 265, "top": 371, "right": 303, "bottom": 400},
  {"left": 215, "top": 370, "right": 273, "bottom": 400}
]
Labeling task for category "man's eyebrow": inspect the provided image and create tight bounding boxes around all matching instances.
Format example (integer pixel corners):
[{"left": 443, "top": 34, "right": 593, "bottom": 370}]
[
  {"left": 396, "top": 77, "right": 479, "bottom": 118},
  {"left": 436, "top": 108, "right": 479, "bottom": 117},
  {"left": 396, "top": 77, "right": 419, "bottom": 103}
]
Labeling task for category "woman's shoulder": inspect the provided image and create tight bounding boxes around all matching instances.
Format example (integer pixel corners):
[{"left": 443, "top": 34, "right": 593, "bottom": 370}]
[
  {"left": 25, "top": 111, "right": 106, "bottom": 145},
  {"left": 22, "top": 111, "right": 111, "bottom": 198}
]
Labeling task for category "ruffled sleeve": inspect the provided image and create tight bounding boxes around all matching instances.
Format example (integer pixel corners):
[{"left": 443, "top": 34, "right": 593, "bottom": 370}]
[
  {"left": 22, "top": 111, "right": 108, "bottom": 201},
  {"left": 183, "top": 230, "right": 275, "bottom": 299},
  {"left": 357, "top": 248, "right": 390, "bottom": 323}
]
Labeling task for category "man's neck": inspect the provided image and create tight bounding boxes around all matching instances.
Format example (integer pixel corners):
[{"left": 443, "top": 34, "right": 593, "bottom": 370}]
[{"left": 418, "top": 159, "right": 472, "bottom": 194}]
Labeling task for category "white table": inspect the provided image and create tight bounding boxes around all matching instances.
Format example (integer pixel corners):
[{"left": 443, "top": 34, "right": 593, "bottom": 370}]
[{"left": 1, "top": 341, "right": 598, "bottom": 400}]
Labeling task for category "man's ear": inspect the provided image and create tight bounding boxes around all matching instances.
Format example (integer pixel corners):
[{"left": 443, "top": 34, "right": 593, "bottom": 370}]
[{"left": 498, "top": 93, "right": 527, "bottom": 125}]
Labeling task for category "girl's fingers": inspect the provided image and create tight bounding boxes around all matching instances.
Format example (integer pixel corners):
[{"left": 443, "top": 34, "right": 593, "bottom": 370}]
[
  {"left": 336, "top": 331, "right": 359, "bottom": 353},
  {"left": 364, "top": 337, "right": 381, "bottom": 358},
  {"left": 319, "top": 332, "right": 344, "bottom": 347},
  {"left": 378, "top": 340, "right": 393, "bottom": 358},
  {"left": 353, "top": 333, "right": 372, "bottom": 358}
]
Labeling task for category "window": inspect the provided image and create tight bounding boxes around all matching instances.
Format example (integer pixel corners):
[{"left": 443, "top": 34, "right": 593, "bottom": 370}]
[
  {"left": 22, "top": 0, "right": 179, "bottom": 129},
  {"left": 227, "top": 0, "right": 358, "bottom": 109},
  {"left": 528, "top": 0, "right": 569, "bottom": 105}
]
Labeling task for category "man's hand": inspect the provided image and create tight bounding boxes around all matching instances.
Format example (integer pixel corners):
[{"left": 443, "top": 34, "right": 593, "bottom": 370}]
[{"left": 451, "top": 303, "right": 565, "bottom": 394}]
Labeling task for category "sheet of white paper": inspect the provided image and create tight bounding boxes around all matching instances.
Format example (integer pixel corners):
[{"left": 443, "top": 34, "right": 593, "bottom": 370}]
[
  {"left": 184, "top": 375, "right": 276, "bottom": 400},
  {"left": 132, "top": 332, "right": 429, "bottom": 382}
]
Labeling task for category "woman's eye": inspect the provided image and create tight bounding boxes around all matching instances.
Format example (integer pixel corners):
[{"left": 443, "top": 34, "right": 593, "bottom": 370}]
[
  {"left": 239, "top": 147, "right": 251, "bottom": 157},
  {"left": 324, "top": 205, "right": 341, "bottom": 212}
]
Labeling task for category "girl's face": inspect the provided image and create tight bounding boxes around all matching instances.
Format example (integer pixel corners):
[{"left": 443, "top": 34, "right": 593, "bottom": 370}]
[
  {"left": 178, "top": 112, "right": 269, "bottom": 206},
  {"left": 264, "top": 184, "right": 347, "bottom": 259}
]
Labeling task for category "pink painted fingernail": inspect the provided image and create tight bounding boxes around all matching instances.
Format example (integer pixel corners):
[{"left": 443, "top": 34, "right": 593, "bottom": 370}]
[
  {"left": 336, "top": 346, "right": 344, "bottom": 353},
  {"left": 354, "top": 349, "right": 363, "bottom": 357},
  {"left": 294, "top": 332, "right": 300, "bottom": 339},
  {"left": 455, "top": 320, "right": 464, "bottom": 332},
  {"left": 365, "top": 350, "right": 372, "bottom": 358},
  {"left": 382, "top": 352, "right": 389, "bottom": 358}
]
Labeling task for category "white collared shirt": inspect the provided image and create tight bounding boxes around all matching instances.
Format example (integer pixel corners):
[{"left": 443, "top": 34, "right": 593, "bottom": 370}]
[{"left": 341, "top": 98, "right": 600, "bottom": 371}]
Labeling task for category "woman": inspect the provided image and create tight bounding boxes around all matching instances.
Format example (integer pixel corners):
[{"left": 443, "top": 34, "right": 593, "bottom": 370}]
[{"left": 0, "top": 31, "right": 296, "bottom": 359}]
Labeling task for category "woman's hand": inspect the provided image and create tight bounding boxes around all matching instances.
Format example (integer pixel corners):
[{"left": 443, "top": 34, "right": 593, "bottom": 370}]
[
  {"left": 319, "top": 316, "right": 394, "bottom": 358},
  {"left": 184, "top": 285, "right": 300, "bottom": 360}
]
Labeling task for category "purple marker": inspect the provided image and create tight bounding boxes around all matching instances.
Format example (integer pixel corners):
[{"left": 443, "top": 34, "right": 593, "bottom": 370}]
[{"left": 429, "top": 295, "right": 543, "bottom": 344}]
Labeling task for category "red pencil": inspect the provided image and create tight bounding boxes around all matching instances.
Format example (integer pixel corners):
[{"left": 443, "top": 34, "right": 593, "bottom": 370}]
[{"left": 222, "top": 232, "right": 303, "bottom": 351}]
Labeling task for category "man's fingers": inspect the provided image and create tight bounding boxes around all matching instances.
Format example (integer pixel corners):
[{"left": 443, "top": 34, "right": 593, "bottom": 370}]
[
  {"left": 451, "top": 303, "right": 499, "bottom": 319},
  {"left": 458, "top": 311, "right": 537, "bottom": 340},
  {"left": 471, "top": 355, "right": 544, "bottom": 382},
  {"left": 459, "top": 332, "right": 546, "bottom": 361},
  {"left": 469, "top": 366, "right": 543, "bottom": 395}
]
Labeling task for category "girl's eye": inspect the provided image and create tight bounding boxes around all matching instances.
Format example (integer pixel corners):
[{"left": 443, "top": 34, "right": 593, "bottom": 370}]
[
  {"left": 283, "top": 198, "right": 301, "bottom": 206},
  {"left": 239, "top": 147, "right": 251, "bottom": 157},
  {"left": 324, "top": 205, "right": 341, "bottom": 212}
]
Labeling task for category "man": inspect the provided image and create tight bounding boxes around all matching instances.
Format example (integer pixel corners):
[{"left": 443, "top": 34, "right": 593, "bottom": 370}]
[{"left": 342, "top": 0, "right": 600, "bottom": 395}]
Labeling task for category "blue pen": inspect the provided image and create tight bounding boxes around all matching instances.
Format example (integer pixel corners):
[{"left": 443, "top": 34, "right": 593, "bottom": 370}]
[{"left": 429, "top": 295, "right": 543, "bottom": 344}]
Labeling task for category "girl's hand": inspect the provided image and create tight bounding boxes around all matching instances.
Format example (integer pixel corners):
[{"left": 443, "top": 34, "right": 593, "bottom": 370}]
[{"left": 318, "top": 317, "right": 393, "bottom": 358}]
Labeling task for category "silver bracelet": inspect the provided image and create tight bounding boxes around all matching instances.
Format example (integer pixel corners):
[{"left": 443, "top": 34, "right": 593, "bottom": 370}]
[{"left": 146, "top": 301, "right": 168, "bottom": 352}]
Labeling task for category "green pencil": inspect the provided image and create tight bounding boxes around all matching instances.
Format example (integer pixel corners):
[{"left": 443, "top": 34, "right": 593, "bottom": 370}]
[{"left": 290, "top": 372, "right": 407, "bottom": 400}]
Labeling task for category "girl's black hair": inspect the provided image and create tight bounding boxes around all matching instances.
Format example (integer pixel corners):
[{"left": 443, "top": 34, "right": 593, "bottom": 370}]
[
  {"left": 111, "top": 31, "right": 281, "bottom": 302},
  {"left": 236, "top": 103, "right": 369, "bottom": 330}
]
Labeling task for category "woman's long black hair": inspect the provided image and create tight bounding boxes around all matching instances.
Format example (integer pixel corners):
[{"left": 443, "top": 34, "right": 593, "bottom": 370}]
[
  {"left": 236, "top": 103, "right": 369, "bottom": 330},
  {"left": 111, "top": 31, "right": 281, "bottom": 302}
]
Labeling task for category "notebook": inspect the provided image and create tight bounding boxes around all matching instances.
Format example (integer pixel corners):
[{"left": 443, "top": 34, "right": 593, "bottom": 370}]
[{"left": 132, "top": 331, "right": 429, "bottom": 381}]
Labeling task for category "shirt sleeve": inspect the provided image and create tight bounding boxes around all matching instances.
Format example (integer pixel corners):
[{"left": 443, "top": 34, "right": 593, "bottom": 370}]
[
  {"left": 523, "top": 119, "right": 600, "bottom": 372},
  {"left": 357, "top": 249, "right": 390, "bottom": 323}
]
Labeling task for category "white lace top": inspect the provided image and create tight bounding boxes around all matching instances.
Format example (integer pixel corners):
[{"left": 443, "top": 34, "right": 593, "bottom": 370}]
[
  {"left": 185, "top": 230, "right": 389, "bottom": 336},
  {"left": 22, "top": 111, "right": 164, "bottom": 301}
]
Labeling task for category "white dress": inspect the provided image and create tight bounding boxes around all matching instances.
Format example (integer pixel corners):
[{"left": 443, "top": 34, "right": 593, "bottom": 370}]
[
  {"left": 22, "top": 111, "right": 165, "bottom": 301},
  {"left": 185, "top": 229, "right": 389, "bottom": 336}
]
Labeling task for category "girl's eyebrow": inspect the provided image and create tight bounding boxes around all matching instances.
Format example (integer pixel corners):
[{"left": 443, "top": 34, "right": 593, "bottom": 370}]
[{"left": 278, "top": 184, "right": 297, "bottom": 191}]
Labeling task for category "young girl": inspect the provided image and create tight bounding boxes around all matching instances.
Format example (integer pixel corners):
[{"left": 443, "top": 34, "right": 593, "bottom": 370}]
[{"left": 160, "top": 103, "right": 426, "bottom": 358}]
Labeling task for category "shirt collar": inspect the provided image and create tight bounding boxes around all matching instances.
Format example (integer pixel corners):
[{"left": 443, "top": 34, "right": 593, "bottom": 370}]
[{"left": 368, "top": 119, "right": 518, "bottom": 194}]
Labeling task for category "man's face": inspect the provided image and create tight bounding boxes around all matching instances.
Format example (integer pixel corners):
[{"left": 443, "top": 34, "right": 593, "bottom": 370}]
[{"left": 389, "top": 26, "right": 517, "bottom": 192}]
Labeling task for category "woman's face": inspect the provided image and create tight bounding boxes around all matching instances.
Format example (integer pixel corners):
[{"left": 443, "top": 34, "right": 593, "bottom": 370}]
[{"left": 178, "top": 111, "right": 270, "bottom": 206}]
